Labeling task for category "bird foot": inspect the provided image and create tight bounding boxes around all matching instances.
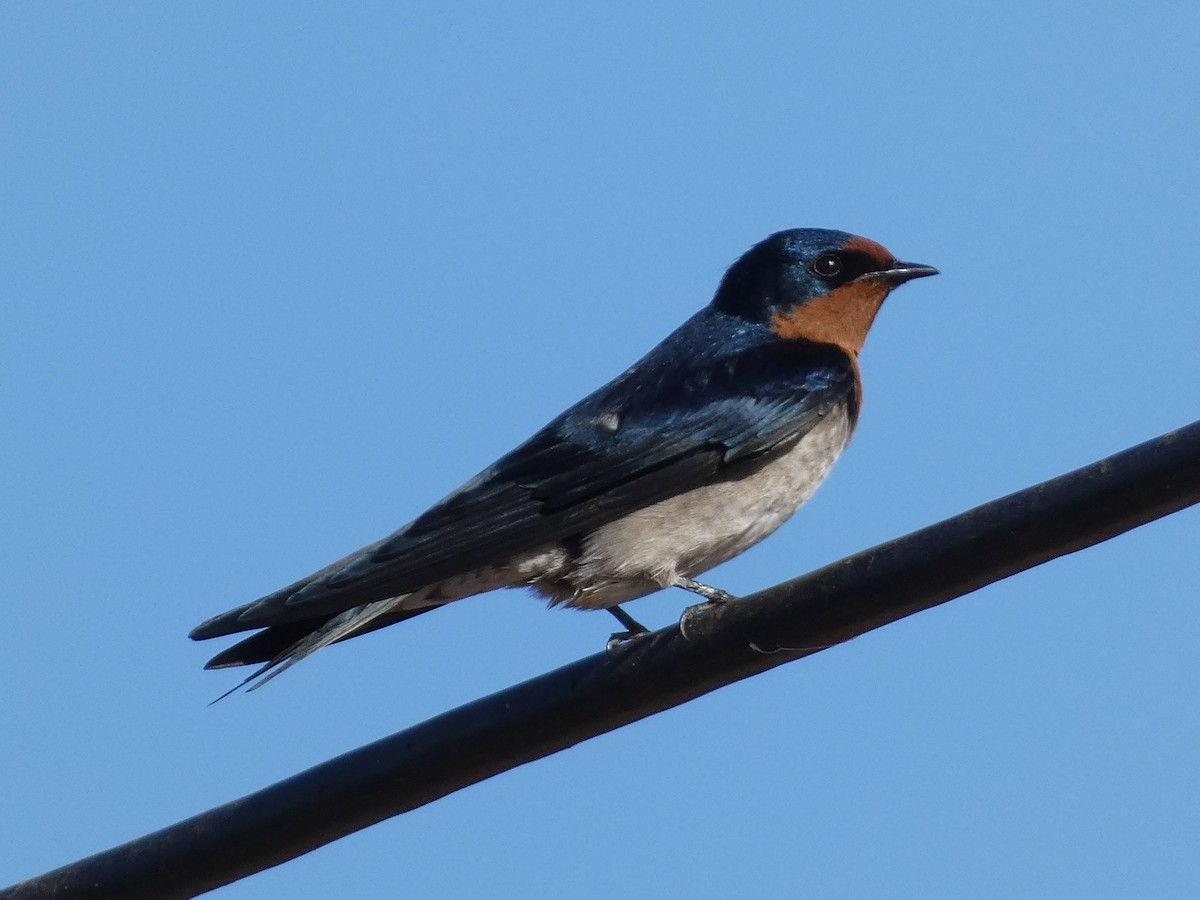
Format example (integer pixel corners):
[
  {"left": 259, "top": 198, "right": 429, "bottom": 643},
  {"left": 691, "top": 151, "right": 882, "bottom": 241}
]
[
  {"left": 678, "top": 602, "right": 713, "bottom": 640},
  {"left": 674, "top": 576, "right": 737, "bottom": 605},
  {"left": 606, "top": 630, "right": 650, "bottom": 652},
  {"left": 678, "top": 602, "right": 739, "bottom": 642},
  {"left": 605, "top": 605, "right": 650, "bottom": 651},
  {"left": 674, "top": 577, "right": 738, "bottom": 639}
]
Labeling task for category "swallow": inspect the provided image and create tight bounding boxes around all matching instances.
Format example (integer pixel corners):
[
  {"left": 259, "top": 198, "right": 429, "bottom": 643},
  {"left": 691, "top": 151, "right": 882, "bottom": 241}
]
[{"left": 191, "top": 228, "right": 937, "bottom": 695}]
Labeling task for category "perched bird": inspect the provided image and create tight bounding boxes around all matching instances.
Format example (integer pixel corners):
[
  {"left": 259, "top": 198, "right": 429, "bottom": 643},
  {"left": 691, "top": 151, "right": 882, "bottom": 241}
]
[{"left": 191, "top": 228, "right": 937, "bottom": 695}]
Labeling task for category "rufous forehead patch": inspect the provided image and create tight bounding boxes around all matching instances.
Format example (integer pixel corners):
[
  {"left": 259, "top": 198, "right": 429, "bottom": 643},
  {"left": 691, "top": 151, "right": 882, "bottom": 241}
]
[{"left": 840, "top": 235, "right": 895, "bottom": 268}]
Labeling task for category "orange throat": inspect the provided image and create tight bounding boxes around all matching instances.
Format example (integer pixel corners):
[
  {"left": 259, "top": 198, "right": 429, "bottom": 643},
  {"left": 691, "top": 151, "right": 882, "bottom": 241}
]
[{"left": 770, "top": 279, "right": 892, "bottom": 356}]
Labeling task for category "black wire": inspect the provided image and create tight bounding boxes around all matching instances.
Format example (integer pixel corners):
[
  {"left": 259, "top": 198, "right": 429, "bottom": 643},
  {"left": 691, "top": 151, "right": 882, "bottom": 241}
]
[{"left": 6, "top": 419, "right": 1200, "bottom": 900}]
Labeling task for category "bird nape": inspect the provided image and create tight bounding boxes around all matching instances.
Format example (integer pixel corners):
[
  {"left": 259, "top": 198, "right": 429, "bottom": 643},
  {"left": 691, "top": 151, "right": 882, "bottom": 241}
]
[{"left": 190, "top": 228, "right": 937, "bottom": 697}]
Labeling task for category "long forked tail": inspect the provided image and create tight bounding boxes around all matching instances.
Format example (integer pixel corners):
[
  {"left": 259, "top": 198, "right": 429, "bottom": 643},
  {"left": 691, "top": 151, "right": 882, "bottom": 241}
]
[{"left": 203, "top": 593, "right": 436, "bottom": 703}]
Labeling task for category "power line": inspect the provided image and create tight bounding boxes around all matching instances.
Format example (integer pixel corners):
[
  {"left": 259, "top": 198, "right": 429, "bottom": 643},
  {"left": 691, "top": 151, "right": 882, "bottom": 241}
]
[{"left": 6, "top": 419, "right": 1200, "bottom": 900}]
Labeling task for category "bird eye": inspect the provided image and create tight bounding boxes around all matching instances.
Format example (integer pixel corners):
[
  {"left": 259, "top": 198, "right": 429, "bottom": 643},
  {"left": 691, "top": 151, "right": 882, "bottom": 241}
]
[{"left": 811, "top": 253, "right": 843, "bottom": 279}]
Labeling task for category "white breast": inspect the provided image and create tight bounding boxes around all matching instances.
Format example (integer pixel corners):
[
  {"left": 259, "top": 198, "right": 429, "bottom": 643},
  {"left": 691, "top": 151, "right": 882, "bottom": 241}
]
[{"left": 551, "top": 401, "right": 854, "bottom": 608}]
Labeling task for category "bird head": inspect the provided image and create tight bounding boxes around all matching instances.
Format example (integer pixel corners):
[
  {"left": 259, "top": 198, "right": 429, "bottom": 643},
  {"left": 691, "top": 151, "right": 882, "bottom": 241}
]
[{"left": 712, "top": 228, "right": 938, "bottom": 355}]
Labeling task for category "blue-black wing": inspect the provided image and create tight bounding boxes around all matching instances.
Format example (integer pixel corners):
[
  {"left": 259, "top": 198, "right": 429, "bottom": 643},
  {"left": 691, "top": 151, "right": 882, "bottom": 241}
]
[{"left": 190, "top": 318, "right": 856, "bottom": 641}]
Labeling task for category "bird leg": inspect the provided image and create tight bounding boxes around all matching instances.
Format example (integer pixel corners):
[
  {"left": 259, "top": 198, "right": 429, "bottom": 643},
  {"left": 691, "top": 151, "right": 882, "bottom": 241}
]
[
  {"left": 675, "top": 577, "right": 738, "bottom": 640},
  {"left": 674, "top": 576, "right": 737, "bottom": 605},
  {"left": 608, "top": 605, "right": 648, "bottom": 633},
  {"left": 605, "top": 605, "right": 650, "bottom": 650}
]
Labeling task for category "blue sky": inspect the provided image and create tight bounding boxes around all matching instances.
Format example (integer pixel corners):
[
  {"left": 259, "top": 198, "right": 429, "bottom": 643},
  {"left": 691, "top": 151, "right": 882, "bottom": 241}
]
[{"left": 3, "top": 3, "right": 1199, "bottom": 897}]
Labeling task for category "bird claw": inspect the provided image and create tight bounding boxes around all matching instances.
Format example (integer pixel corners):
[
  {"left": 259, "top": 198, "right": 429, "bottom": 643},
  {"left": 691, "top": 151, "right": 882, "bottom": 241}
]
[
  {"left": 606, "top": 630, "right": 649, "bottom": 652},
  {"left": 674, "top": 576, "right": 739, "bottom": 639},
  {"left": 675, "top": 576, "right": 737, "bottom": 605},
  {"left": 678, "top": 599, "right": 726, "bottom": 640},
  {"left": 604, "top": 604, "right": 651, "bottom": 651}
]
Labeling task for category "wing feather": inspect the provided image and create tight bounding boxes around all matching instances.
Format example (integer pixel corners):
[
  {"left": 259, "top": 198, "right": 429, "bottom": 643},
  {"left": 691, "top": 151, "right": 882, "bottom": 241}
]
[{"left": 190, "top": 327, "right": 856, "bottom": 641}]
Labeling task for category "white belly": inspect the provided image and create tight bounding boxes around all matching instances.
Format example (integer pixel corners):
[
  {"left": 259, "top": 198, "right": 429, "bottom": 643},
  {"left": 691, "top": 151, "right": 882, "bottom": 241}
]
[
  {"left": 403, "top": 403, "right": 854, "bottom": 613},
  {"left": 545, "top": 402, "right": 854, "bottom": 608}
]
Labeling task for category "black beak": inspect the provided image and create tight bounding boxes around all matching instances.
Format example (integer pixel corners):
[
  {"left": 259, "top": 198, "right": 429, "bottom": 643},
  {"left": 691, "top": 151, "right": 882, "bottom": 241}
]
[{"left": 869, "top": 261, "right": 939, "bottom": 285}]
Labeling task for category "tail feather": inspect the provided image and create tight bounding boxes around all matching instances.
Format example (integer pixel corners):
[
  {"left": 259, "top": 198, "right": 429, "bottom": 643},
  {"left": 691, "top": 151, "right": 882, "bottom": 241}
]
[
  {"left": 204, "top": 620, "right": 322, "bottom": 669},
  {"left": 203, "top": 602, "right": 437, "bottom": 669},
  {"left": 205, "top": 590, "right": 436, "bottom": 702}
]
